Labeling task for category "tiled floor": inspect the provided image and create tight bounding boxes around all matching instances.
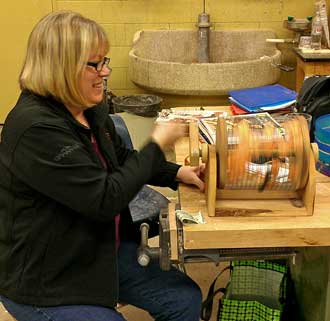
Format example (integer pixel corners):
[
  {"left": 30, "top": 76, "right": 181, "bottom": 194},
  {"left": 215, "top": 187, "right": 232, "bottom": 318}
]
[{"left": 0, "top": 262, "right": 229, "bottom": 321}]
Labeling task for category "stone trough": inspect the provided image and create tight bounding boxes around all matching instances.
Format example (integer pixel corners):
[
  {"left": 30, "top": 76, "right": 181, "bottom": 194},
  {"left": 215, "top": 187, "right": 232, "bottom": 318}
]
[{"left": 128, "top": 29, "right": 281, "bottom": 96}]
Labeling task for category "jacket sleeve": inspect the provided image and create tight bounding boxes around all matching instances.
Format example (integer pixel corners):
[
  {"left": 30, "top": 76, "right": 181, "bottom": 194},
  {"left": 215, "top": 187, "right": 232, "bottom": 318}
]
[
  {"left": 107, "top": 118, "right": 181, "bottom": 190},
  {"left": 147, "top": 158, "right": 181, "bottom": 189},
  {"left": 9, "top": 121, "right": 171, "bottom": 222}
]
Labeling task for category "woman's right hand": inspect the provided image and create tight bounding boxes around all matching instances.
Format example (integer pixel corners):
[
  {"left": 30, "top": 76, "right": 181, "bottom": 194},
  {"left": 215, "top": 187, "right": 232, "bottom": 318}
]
[{"left": 151, "top": 122, "right": 186, "bottom": 150}]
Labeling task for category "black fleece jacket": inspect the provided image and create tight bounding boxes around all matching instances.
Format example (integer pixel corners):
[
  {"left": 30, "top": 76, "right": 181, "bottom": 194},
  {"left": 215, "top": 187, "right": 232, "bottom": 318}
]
[{"left": 0, "top": 91, "right": 180, "bottom": 307}]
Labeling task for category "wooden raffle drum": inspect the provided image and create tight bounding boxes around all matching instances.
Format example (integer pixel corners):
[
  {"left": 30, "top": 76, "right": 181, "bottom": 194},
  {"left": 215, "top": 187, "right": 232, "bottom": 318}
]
[{"left": 189, "top": 113, "right": 318, "bottom": 218}]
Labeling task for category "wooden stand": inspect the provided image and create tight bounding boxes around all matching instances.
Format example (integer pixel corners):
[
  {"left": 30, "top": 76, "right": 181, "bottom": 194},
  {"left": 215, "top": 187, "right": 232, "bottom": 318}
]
[{"left": 189, "top": 115, "right": 318, "bottom": 218}]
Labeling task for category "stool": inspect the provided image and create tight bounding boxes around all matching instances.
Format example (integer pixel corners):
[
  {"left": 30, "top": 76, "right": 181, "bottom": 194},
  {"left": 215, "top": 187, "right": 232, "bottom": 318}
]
[{"left": 294, "top": 47, "right": 330, "bottom": 92}]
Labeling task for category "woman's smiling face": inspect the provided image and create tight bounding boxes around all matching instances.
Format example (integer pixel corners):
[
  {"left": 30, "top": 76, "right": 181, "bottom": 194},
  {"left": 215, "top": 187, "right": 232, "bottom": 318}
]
[{"left": 79, "top": 53, "right": 111, "bottom": 107}]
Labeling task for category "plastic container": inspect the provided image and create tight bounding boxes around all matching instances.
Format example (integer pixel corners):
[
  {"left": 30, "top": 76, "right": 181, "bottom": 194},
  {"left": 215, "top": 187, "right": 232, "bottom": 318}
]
[
  {"left": 316, "top": 160, "right": 330, "bottom": 176},
  {"left": 315, "top": 114, "right": 330, "bottom": 144},
  {"left": 112, "top": 94, "right": 162, "bottom": 117},
  {"left": 315, "top": 114, "right": 330, "bottom": 164},
  {"left": 299, "top": 36, "right": 312, "bottom": 49},
  {"left": 311, "top": 11, "right": 323, "bottom": 50},
  {"left": 315, "top": 137, "right": 330, "bottom": 153},
  {"left": 319, "top": 150, "right": 330, "bottom": 163}
]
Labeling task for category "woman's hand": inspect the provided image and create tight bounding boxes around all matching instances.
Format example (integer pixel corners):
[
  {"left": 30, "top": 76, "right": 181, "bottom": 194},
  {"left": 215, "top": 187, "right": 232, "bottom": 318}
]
[
  {"left": 176, "top": 164, "right": 205, "bottom": 191},
  {"left": 151, "top": 122, "right": 186, "bottom": 150}
]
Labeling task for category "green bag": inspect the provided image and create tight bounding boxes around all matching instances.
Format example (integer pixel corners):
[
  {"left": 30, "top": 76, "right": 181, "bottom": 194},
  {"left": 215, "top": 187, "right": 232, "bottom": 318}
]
[
  {"left": 201, "top": 261, "right": 288, "bottom": 321},
  {"left": 218, "top": 299, "right": 281, "bottom": 321}
]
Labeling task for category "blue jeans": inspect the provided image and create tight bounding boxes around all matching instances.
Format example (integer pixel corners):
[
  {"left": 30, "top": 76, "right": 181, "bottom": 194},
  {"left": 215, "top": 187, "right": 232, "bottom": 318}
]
[{"left": 1, "top": 242, "right": 202, "bottom": 321}]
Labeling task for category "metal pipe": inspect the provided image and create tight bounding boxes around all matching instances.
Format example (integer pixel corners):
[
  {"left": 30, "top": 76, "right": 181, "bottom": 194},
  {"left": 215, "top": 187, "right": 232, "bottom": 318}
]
[
  {"left": 197, "top": 13, "right": 211, "bottom": 63},
  {"left": 137, "top": 223, "right": 160, "bottom": 267}
]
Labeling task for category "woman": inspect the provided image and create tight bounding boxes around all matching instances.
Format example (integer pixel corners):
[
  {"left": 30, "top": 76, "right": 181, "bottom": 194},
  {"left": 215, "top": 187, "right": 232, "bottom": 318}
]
[{"left": 0, "top": 11, "right": 205, "bottom": 321}]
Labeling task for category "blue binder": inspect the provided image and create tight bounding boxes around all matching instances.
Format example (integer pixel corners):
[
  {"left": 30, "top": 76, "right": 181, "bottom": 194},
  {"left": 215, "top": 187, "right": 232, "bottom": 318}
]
[
  {"left": 229, "top": 97, "right": 296, "bottom": 113},
  {"left": 229, "top": 85, "right": 297, "bottom": 111}
]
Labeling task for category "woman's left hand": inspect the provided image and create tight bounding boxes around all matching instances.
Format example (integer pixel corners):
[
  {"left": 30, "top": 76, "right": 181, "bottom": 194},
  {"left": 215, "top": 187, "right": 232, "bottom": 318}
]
[{"left": 176, "top": 165, "right": 205, "bottom": 191}]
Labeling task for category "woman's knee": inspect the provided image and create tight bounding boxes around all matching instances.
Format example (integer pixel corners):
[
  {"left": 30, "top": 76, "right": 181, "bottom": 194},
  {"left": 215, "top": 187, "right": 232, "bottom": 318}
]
[
  {"left": 167, "top": 276, "right": 202, "bottom": 321},
  {"left": 178, "top": 280, "right": 202, "bottom": 311}
]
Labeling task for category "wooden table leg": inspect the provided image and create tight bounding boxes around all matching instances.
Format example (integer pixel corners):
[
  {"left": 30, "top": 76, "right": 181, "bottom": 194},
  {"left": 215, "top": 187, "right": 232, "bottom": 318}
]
[
  {"left": 296, "top": 56, "right": 306, "bottom": 92},
  {"left": 291, "top": 247, "right": 330, "bottom": 321},
  {"left": 296, "top": 55, "right": 330, "bottom": 92}
]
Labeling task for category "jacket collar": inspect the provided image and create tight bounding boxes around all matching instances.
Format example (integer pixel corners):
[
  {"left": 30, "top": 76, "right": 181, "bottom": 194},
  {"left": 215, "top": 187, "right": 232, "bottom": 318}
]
[{"left": 22, "top": 90, "right": 109, "bottom": 130}]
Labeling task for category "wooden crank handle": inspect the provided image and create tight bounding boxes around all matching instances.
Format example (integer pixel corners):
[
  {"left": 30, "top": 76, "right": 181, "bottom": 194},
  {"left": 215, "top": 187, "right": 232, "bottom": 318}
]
[
  {"left": 189, "top": 121, "right": 200, "bottom": 166},
  {"left": 311, "top": 142, "right": 319, "bottom": 161},
  {"left": 201, "top": 143, "right": 208, "bottom": 163},
  {"left": 189, "top": 121, "right": 209, "bottom": 165}
]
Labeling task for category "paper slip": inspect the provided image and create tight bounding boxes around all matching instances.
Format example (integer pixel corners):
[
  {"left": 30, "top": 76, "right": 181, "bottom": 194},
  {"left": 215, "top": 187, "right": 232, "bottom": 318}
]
[
  {"left": 175, "top": 210, "right": 205, "bottom": 225},
  {"left": 156, "top": 109, "right": 227, "bottom": 123}
]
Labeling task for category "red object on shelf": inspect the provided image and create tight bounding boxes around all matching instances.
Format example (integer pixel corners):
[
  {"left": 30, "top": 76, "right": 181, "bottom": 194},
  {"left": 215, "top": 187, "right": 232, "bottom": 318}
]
[
  {"left": 230, "top": 103, "right": 248, "bottom": 115},
  {"left": 230, "top": 103, "right": 292, "bottom": 116}
]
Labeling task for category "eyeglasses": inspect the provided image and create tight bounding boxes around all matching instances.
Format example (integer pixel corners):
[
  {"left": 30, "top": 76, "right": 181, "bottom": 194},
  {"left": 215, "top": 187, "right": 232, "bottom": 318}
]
[{"left": 86, "top": 57, "right": 111, "bottom": 72}]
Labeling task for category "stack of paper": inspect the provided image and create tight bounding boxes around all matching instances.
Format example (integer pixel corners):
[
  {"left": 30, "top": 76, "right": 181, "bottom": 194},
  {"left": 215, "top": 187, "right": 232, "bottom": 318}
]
[
  {"left": 198, "top": 118, "right": 217, "bottom": 144},
  {"left": 229, "top": 84, "right": 297, "bottom": 113},
  {"left": 156, "top": 108, "right": 225, "bottom": 123},
  {"left": 155, "top": 108, "right": 225, "bottom": 144}
]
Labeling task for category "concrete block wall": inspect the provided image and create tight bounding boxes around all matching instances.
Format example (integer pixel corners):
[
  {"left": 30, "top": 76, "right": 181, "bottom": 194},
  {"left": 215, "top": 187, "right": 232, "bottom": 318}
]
[
  {"left": 1, "top": 0, "right": 330, "bottom": 120},
  {"left": 0, "top": 0, "right": 53, "bottom": 122},
  {"left": 54, "top": 0, "right": 329, "bottom": 108}
]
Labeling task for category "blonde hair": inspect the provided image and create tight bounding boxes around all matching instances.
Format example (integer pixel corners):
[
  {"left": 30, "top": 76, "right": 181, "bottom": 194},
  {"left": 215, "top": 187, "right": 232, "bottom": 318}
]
[{"left": 19, "top": 11, "right": 109, "bottom": 108}]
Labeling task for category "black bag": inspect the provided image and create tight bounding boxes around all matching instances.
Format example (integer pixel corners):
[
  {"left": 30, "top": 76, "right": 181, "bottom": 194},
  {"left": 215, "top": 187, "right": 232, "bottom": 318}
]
[{"left": 296, "top": 75, "right": 330, "bottom": 140}]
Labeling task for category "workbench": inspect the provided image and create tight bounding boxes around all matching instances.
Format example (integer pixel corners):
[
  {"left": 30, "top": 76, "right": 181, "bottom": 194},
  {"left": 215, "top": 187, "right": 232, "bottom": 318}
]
[
  {"left": 174, "top": 138, "right": 330, "bottom": 251},
  {"left": 166, "top": 106, "right": 330, "bottom": 321},
  {"left": 294, "top": 47, "right": 330, "bottom": 92}
]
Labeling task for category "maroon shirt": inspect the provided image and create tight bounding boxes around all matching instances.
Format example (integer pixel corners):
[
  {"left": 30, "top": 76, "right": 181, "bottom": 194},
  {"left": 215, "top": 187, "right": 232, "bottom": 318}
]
[{"left": 92, "top": 134, "right": 120, "bottom": 250}]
